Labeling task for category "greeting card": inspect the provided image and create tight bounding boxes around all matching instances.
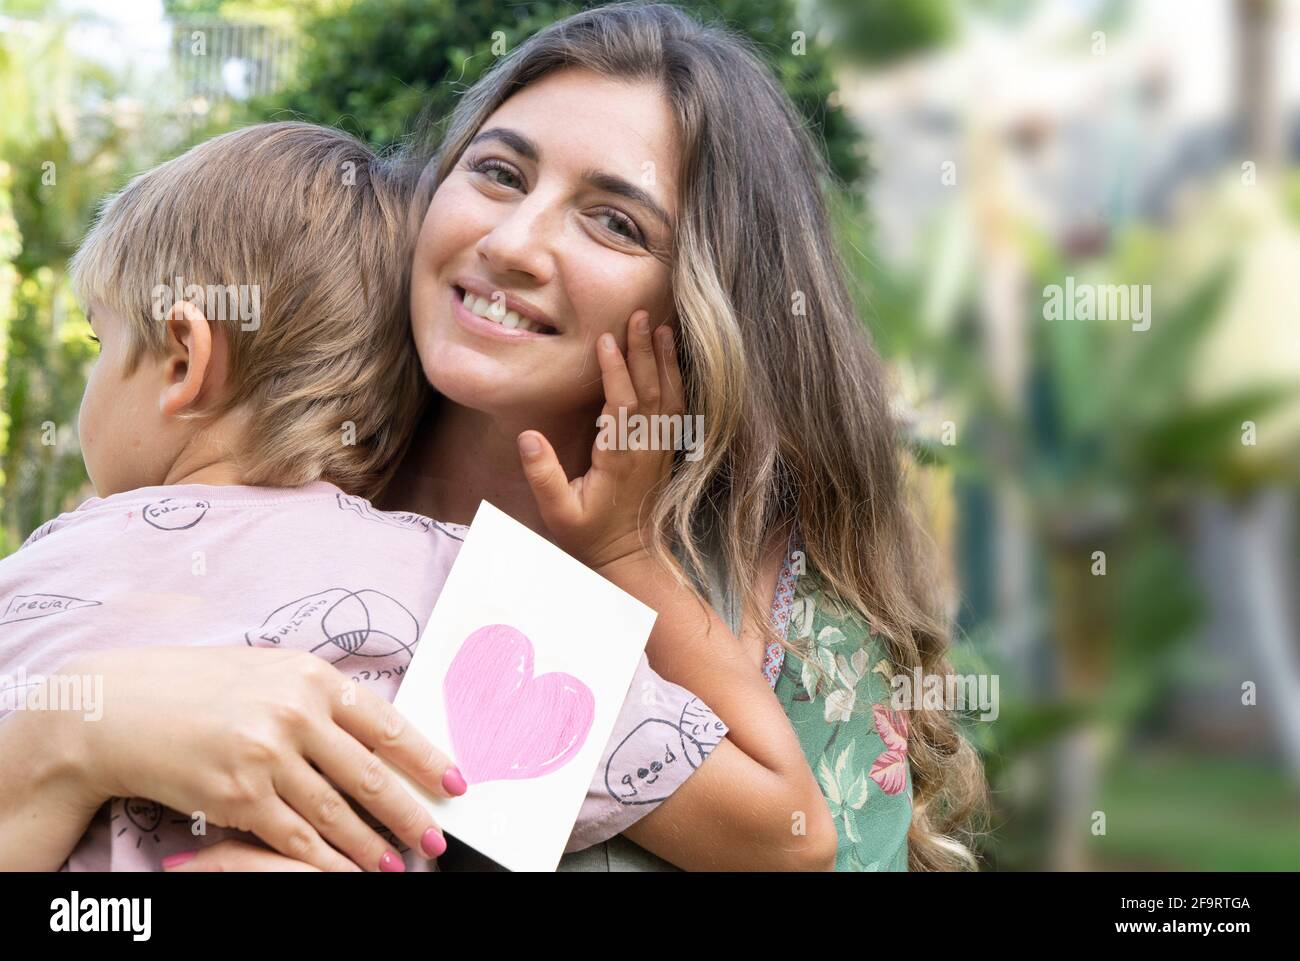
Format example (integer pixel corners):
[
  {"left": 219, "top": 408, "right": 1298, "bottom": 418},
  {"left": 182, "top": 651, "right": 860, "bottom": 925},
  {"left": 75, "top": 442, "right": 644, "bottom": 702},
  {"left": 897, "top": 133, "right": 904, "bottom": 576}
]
[{"left": 389, "top": 501, "right": 657, "bottom": 871}]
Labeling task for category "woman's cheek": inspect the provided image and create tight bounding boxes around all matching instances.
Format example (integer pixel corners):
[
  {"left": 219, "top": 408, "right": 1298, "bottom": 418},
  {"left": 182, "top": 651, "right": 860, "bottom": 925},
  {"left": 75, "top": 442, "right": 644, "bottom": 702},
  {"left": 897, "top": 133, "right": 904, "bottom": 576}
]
[
  {"left": 426, "top": 180, "right": 492, "bottom": 259},
  {"left": 574, "top": 271, "right": 673, "bottom": 348}
]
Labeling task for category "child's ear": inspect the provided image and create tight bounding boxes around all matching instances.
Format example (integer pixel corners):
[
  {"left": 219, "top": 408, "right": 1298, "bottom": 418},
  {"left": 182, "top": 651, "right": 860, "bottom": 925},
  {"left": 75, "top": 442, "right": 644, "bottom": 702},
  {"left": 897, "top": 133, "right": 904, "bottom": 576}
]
[{"left": 159, "top": 299, "right": 214, "bottom": 417}]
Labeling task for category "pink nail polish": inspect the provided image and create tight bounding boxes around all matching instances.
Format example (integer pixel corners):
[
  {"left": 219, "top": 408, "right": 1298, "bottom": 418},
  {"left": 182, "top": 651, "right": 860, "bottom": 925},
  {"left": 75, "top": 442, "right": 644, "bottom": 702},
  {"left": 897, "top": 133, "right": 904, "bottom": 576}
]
[
  {"left": 161, "top": 850, "right": 197, "bottom": 870},
  {"left": 420, "top": 828, "right": 447, "bottom": 858},
  {"left": 442, "top": 766, "right": 468, "bottom": 796},
  {"left": 379, "top": 850, "right": 405, "bottom": 872}
]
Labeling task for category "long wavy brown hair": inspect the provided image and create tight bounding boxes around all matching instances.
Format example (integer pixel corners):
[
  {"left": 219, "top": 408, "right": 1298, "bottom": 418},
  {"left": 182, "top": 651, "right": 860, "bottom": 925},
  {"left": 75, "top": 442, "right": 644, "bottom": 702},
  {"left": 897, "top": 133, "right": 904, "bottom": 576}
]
[{"left": 407, "top": 1, "right": 987, "bottom": 869}]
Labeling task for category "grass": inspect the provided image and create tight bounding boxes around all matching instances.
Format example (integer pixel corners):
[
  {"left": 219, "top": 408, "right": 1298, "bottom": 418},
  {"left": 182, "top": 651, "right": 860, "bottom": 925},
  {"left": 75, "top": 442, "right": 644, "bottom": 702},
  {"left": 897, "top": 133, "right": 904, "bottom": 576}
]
[{"left": 1090, "top": 749, "right": 1300, "bottom": 871}]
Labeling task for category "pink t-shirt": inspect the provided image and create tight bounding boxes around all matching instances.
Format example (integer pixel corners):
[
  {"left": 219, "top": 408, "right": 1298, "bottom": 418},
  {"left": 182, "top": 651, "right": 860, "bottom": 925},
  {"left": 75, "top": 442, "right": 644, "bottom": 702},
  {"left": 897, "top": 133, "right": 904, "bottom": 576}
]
[{"left": 0, "top": 482, "right": 727, "bottom": 871}]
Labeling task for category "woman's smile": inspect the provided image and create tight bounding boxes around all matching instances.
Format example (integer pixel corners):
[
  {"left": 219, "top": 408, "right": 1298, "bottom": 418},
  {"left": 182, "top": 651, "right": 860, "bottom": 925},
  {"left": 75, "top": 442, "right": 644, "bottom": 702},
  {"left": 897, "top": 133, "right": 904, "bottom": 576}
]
[{"left": 451, "top": 283, "right": 558, "bottom": 340}]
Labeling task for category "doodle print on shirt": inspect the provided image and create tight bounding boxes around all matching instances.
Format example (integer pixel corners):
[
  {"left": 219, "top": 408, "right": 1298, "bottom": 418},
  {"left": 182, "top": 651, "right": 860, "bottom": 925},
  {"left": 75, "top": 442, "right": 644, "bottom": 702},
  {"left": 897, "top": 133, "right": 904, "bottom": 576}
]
[
  {"left": 604, "top": 718, "right": 705, "bottom": 805},
  {"left": 678, "top": 696, "right": 727, "bottom": 768},
  {"left": 110, "top": 797, "right": 193, "bottom": 850},
  {"left": 335, "top": 493, "right": 466, "bottom": 542},
  {"left": 244, "top": 588, "right": 420, "bottom": 671},
  {"left": 142, "top": 499, "right": 211, "bottom": 531},
  {"left": 1, "top": 593, "right": 101, "bottom": 625}
]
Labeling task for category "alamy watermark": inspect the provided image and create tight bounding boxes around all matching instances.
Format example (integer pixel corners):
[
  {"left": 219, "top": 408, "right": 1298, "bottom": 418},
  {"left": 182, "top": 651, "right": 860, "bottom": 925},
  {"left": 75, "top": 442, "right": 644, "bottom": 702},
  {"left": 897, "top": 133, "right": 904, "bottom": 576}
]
[
  {"left": 889, "top": 667, "right": 999, "bottom": 722},
  {"left": 1043, "top": 275, "right": 1151, "bottom": 332},
  {"left": 0, "top": 667, "right": 103, "bottom": 720},
  {"left": 151, "top": 277, "right": 261, "bottom": 330},
  {"left": 50, "top": 892, "right": 150, "bottom": 941},
  {"left": 596, "top": 406, "right": 705, "bottom": 462}
]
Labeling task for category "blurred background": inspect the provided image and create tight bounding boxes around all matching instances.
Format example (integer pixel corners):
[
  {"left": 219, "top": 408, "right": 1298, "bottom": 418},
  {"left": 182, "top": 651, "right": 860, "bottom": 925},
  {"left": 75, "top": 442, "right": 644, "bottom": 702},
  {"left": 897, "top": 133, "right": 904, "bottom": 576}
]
[{"left": 0, "top": 0, "right": 1296, "bottom": 870}]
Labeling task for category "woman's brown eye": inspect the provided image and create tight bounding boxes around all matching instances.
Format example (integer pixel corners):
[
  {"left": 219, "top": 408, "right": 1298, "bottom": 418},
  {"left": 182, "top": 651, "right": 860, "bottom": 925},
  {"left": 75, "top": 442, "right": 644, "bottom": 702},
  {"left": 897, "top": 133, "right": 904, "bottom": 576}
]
[
  {"left": 471, "top": 158, "right": 523, "bottom": 190},
  {"left": 595, "top": 208, "right": 643, "bottom": 246}
]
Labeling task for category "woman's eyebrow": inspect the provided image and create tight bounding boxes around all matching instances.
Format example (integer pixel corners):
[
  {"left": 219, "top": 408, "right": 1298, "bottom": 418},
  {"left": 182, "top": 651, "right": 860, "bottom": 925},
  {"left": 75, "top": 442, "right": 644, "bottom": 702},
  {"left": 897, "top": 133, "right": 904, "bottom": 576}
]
[
  {"left": 469, "top": 127, "right": 539, "bottom": 161},
  {"left": 469, "top": 126, "right": 672, "bottom": 230},
  {"left": 581, "top": 168, "right": 673, "bottom": 230}
]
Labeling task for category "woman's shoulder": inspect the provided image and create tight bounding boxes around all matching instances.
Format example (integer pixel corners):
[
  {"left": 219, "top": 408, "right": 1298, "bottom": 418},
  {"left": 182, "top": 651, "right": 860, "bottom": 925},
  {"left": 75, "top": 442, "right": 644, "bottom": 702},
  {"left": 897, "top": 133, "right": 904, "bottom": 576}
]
[{"left": 772, "top": 569, "right": 912, "bottom": 872}]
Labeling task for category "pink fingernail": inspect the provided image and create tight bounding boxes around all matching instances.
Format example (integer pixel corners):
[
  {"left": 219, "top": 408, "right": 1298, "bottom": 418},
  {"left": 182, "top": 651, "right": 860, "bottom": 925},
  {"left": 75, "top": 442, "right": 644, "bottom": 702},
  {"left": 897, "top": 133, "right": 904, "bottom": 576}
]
[
  {"left": 161, "top": 850, "right": 196, "bottom": 870},
  {"left": 421, "top": 828, "right": 447, "bottom": 858},
  {"left": 442, "top": 766, "right": 467, "bottom": 796},
  {"left": 379, "top": 850, "right": 405, "bottom": 872}
]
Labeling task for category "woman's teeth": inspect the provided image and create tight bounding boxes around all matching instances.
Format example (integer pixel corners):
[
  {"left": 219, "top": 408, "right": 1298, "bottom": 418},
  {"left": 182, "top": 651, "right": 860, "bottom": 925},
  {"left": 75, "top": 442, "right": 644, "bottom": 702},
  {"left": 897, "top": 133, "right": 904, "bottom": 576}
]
[{"left": 461, "top": 290, "right": 549, "bottom": 333}]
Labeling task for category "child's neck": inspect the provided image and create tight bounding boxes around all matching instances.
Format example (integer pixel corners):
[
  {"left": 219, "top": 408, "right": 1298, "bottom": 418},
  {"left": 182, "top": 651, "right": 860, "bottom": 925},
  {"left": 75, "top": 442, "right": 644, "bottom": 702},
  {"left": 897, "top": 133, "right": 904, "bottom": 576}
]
[
  {"left": 161, "top": 459, "right": 247, "bottom": 487},
  {"left": 158, "top": 412, "right": 250, "bottom": 488}
]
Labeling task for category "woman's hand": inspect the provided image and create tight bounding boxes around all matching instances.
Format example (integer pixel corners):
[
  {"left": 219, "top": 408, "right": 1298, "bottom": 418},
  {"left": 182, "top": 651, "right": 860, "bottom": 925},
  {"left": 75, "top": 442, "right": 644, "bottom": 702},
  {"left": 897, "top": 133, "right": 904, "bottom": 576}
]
[
  {"left": 65, "top": 645, "right": 461, "bottom": 872},
  {"left": 517, "top": 310, "right": 685, "bottom": 570}
]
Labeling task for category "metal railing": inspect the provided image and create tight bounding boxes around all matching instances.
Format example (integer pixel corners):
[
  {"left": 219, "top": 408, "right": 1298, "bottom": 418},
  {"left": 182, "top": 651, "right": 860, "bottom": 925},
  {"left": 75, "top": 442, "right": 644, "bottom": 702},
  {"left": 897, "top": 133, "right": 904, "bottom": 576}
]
[{"left": 168, "top": 19, "right": 298, "bottom": 102}]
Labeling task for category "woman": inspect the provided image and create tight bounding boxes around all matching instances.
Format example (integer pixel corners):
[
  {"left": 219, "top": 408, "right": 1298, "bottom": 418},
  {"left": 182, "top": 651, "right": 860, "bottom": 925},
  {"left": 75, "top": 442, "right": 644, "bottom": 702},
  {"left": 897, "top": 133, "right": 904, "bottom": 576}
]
[
  {"left": 1, "top": 3, "right": 983, "bottom": 871},
  {"left": 381, "top": 1, "right": 984, "bottom": 870}
]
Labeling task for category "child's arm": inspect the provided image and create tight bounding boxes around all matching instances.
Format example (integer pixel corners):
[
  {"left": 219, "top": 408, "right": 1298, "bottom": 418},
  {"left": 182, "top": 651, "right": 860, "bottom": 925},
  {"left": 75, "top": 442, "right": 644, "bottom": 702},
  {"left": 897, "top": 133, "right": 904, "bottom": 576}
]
[
  {"left": 520, "top": 315, "right": 835, "bottom": 870},
  {"left": 564, "top": 653, "right": 730, "bottom": 855},
  {"left": 597, "top": 548, "right": 836, "bottom": 871},
  {"left": 564, "top": 627, "right": 834, "bottom": 871}
]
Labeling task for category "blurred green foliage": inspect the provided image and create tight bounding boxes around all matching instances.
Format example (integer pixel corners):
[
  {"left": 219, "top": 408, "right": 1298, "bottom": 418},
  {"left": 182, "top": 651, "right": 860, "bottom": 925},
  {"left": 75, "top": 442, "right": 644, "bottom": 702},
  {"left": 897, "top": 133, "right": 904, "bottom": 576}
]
[
  {"left": 841, "top": 180, "right": 1298, "bottom": 866},
  {"left": 1095, "top": 752, "right": 1300, "bottom": 871},
  {"left": 0, "top": 16, "right": 146, "bottom": 552},
  {"left": 238, "top": 0, "right": 868, "bottom": 184},
  {"left": 817, "top": 0, "right": 956, "bottom": 65}
]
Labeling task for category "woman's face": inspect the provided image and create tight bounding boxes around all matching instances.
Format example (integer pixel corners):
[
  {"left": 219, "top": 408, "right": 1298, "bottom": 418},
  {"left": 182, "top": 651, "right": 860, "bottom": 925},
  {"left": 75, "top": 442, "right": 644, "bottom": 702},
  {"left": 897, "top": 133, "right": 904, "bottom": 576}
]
[{"left": 410, "top": 68, "right": 678, "bottom": 421}]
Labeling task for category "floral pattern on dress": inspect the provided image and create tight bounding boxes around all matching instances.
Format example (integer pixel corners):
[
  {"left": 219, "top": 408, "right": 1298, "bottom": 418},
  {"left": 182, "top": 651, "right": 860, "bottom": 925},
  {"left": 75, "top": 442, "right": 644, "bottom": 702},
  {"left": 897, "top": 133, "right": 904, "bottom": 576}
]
[
  {"left": 869, "top": 703, "right": 910, "bottom": 795},
  {"left": 773, "top": 569, "right": 912, "bottom": 871}
]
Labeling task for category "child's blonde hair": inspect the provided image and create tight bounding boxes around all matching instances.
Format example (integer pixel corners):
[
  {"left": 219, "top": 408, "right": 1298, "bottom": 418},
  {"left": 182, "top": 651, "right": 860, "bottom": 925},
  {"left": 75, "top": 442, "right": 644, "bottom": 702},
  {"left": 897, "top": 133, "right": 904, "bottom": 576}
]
[{"left": 70, "top": 121, "right": 428, "bottom": 499}]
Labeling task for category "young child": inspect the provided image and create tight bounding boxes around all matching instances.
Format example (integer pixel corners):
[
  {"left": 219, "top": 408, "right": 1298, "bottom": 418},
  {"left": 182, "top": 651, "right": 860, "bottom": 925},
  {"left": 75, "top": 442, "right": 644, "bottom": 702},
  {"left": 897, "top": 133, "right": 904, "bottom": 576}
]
[{"left": 0, "top": 122, "right": 726, "bottom": 871}]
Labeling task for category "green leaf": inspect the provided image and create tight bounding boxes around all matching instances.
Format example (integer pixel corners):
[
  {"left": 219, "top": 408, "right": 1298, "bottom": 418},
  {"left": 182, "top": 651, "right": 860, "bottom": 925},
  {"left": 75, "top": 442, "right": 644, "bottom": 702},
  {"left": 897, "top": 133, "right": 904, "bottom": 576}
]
[
  {"left": 817, "top": 625, "right": 848, "bottom": 649},
  {"left": 817, "top": 755, "right": 842, "bottom": 806},
  {"left": 844, "top": 773, "right": 871, "bottom": 810}
]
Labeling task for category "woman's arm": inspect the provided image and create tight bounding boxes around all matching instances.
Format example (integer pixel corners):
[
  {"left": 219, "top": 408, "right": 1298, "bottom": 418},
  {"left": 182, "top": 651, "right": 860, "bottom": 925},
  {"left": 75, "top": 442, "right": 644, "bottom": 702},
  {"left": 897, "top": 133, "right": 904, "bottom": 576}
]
[
  {"left": 0, "top": 647, "right": 464, "bottom": 872},
  {"left": 0, "top": 707, "right": 104, "bottom": 871}
]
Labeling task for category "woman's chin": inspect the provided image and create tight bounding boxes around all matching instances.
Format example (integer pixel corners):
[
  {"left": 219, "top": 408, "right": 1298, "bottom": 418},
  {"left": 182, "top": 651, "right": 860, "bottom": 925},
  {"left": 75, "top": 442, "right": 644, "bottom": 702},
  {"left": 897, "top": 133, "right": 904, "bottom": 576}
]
[
  {"left": 417, "top": 329, "right": 602, "bottom": 421},
  {"left": 424, "top": 357, "right": 542, "bottom": 415}
]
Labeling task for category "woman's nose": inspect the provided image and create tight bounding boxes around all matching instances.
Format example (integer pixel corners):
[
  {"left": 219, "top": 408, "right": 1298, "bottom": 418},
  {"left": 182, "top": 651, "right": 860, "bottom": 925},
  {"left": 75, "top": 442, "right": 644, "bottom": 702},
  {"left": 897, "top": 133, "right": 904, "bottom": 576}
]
[{"left": 475, "top": 195, "right": 556, "bottom": 285}]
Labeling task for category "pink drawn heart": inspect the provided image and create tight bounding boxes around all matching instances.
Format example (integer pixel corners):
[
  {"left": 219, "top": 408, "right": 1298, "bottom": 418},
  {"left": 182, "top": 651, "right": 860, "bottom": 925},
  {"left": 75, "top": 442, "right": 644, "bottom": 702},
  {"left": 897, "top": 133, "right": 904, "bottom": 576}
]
[{"left": 443, "top": 624, "right": 595, "bottom": 785}]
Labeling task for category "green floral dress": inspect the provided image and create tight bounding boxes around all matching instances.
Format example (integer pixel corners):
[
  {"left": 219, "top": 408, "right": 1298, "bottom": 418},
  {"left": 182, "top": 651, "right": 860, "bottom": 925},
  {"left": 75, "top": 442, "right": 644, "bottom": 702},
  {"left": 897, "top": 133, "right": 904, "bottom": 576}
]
[
  {"left": 549, "top": 541, "right": 914, "bottom": 873},
  {"left": 767, "top": 560, "right": 913, "bottom": 872}
]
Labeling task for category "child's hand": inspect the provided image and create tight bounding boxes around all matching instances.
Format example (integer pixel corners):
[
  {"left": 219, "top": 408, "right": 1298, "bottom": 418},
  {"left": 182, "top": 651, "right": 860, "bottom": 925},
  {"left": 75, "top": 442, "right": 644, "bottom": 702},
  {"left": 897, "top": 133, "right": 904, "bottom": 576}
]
[{"left": 517, "top": 309, "right": 685, "bottom": 572}]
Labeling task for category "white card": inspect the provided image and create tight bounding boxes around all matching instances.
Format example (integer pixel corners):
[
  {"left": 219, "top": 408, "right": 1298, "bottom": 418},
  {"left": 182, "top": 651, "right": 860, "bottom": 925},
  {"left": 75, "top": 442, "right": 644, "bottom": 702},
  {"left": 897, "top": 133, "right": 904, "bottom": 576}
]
[{"left": 389, "top": 500, "right": 657, "bottom": 871}]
